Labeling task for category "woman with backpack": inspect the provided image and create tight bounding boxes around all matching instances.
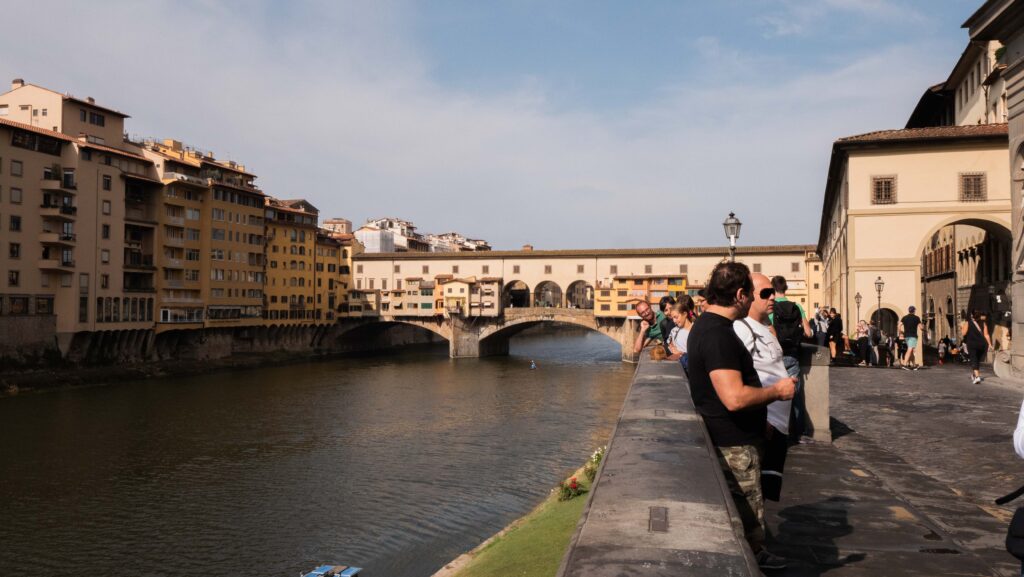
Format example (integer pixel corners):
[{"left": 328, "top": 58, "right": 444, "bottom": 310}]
[{"left": 962, "top": 310, "right": 993, "bottom": 384}]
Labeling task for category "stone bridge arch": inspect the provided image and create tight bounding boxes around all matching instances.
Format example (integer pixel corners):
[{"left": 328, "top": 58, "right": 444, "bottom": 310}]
[
  {"left": 475, "top": 308, "right": 632, "bottom": 360},
  {"left": 330, "top": 317, "right": 453, "bottom": 351}
]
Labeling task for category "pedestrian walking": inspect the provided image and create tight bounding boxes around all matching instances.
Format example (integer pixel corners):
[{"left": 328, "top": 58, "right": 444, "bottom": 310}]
[
  {"left": 686, "top": 261, "right": 794, "bottom": 571},
  {"left": 826, "top": 308, "right": 844, "bottom": 363},
  {"left": 962, "top": 310, "right": 993, "bottom": 384},
  {"left": 899, "top": 306, "right": 922, "bottom": 370}
]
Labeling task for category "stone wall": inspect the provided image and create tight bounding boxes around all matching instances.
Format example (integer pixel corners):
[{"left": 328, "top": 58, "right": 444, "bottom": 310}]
[{"left": 0, "top": 315, "right": 59, "bottom": 366}]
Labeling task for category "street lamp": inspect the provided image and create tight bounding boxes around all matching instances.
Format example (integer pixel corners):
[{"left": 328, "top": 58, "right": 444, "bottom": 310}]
[
  {"left": 874, "top": 276, "right": 885, "bottom": 329},
  {"left": 855, "top": 292, "right": 862, "bottom": 322},
  {"left": 723, "top": 212, "right": 742, "bottom": 262}
]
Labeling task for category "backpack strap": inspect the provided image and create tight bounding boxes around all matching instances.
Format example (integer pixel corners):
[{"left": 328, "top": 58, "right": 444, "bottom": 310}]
[{"left": 737, "top": 319, "right": 761, "bottom": 356}]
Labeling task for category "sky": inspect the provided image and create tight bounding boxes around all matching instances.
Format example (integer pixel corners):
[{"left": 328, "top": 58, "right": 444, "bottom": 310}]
[{"left": 0, "top": 0, "right": 981, "bottom": 249}]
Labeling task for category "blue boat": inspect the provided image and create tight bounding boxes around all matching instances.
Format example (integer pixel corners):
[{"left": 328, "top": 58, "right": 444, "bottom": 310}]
[{"left": 300, "top": 565, "right": 361, "bottom": 577}]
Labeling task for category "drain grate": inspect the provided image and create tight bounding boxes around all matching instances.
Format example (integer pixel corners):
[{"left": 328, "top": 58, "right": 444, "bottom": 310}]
[{"left": 649, "top": 506, "right": 668, "bottom": 532}]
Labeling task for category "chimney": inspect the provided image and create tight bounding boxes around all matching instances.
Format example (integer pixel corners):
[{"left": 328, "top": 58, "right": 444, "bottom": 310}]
[
  {"left": 522, "top": 244, "right": 534, "bottom": 252},
  {"left": 11, "top": 78, "right": 24, "bottom": 90},
  {"left": 86, "top": 97, "right": 95, "bottom": 104}
]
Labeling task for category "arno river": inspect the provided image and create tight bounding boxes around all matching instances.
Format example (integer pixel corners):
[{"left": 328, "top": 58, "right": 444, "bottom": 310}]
[{"left": 0, "top": 330, "right": 634, "bottom": 577}]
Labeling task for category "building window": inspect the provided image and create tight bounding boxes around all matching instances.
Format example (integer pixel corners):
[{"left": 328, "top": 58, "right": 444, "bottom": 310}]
[
  {"left": 102, "top": 175, "right": 112, "bottom": 191},
  {"left": 577, "top": 264, "right": 584, "bottom": 274},
  {"left": 9, "top": 215, "right": 20, "bottom": 231},
  {"left": 11, "top": 160, "right": 22, "bottom": 176},
  {"left": 960, "top": 172, "right": 987, "bottom": 202},
  {"left": 89, "top": 111, "right": 105, "bottom": 126},
  {"left": 81, "top": 149, "right": 92, "bottom": 161},
  {"left": 101, "top": 249, "right": 110, "bottom": 263},
  {"left": 10, "top": 187, "right": 21, "bottom": 203},
  {"left": 644, "top": 264, "right": 652, "bottom": 274},
  {"left": 102, "top": 200, "right": 111, "bottom": 215},
  {"left": 610, "top": 265, "right": 618, "bottom": 275},
  {"left": 513, "top": 265, "right": 520, "bottom": 274},
  {"left": 452, "top": 265, "right": 459, "bottom": 274},
  {"left": 813, "top": 264, "right": 819, "bottom": 272},
  {"left": 422, "top": 265, "right": 429, "bottom": 274},
  {"left": 544, "top": 265, "right": 552, "bottom": 274},
  {"left": 102, "top": 224, "right": 110, "bottom": 239},
  {"left": 813, "top": 283, "right": 820, "bottom": 289},
  {"left": 394, "top": 265, "right": 400, "bottom": 273},
  {"left": 356, "top": 264, "right": 363, "bottom": 273},
  {"left": 482, "top": 265, "right": 490, "bottom": 274},
  {"left": 871, "top": 176, "right": 896, "bottom": 204},
  {"left": 791, "top": 262, "right": 800, "bottom": 272},
  {"left": 8, "top": 242, "right": 19, "bottom": 258},
  {"left": 679, "top": 264, "right": 688, "bottom": 274},
  {"left": 8, "top": 271, "right": 18, "bottom": 287},
  {"left": 101, "top": 274, "right": 109, "bottom": 289},
  {"left": 753, "top": 263, "right": 762, "bottom": 273}
]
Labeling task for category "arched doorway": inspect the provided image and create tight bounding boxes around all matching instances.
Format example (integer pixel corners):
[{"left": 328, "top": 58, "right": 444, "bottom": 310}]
[
  {"left": 871, "top": 308, "right": 899, "bottom": 336},
  {"left": 533, "top": 281, "right": 563, "bottom": 308},
  {"left": 503, "top": 280, "right": 530, "bottom": 308},
  {"left": 919, "top": 218, "right": 1011, "bottom": 346},
  {"left": 566, "top": 280, "right": 594, "bottom": 309}
]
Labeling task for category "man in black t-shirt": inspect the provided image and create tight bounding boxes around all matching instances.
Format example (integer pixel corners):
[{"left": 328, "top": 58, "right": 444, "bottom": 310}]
[
  {"left": 899, "top": 305, "right": 922, "bottom": 370},
  {"left": 687, "top": 261, "right": 795, "bottom": 570}
]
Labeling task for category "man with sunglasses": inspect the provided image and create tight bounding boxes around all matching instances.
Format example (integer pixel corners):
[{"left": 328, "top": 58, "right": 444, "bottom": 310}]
[
  {"left": 687, "top": 262, "right": 795, "bottom": 570},
  {"left": 733, "top": 274, "right": 798, "bottom": 510}
]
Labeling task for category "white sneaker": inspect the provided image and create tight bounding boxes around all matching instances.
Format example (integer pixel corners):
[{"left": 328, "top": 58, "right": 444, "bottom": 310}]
[{"left": 973, "top": 376, "right": 981, "bottom": 384}]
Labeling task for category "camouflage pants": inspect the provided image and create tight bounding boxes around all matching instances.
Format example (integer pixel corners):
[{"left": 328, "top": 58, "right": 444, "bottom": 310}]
[{"left": 715, "top": 443, "right": 765, "bottom": 552}]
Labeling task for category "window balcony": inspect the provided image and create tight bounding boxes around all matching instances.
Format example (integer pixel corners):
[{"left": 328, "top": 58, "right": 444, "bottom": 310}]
[
  {"left": 40, "top": 204, "right": 77, "bottom": 221},
  {"left": 125, "top": 253, "right": 155, "bottom": 270},
  {"left": 164, "top": 236, "right": 185, "bottom": 247},
  {"left": 165, "top": 215, "right": 185, "bottom": 226},
  {"left": 39, "top": 258, "right": 75, "bottom": 271},
  {"left": 163, "top": 171, "right": 209, "bottom": 188},
  {"left": 162, "top": 257, "right": 184, "bottom": 269},
  {"left": 163, "top": 279, "right": 185, "bottom": 289},
  {"left": 39, "top": 232, "right": 76, "bottom": 245}
]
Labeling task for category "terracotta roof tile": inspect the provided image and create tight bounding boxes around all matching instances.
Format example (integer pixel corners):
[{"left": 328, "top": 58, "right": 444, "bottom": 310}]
[
  {"left": 837, "top": 123, "right": 1007, "bottom": 144},
  {"left": 0, "top": 117, "right": 75, "bottom": 141},
  {"left": 79, "top": 140, "right": 152, "bottom": 163},
  {"left": 357, "top": 244, "right": 815, "bottom": 260}
]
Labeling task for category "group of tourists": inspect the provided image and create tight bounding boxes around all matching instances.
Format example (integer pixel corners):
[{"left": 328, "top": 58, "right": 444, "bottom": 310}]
[{"left": 632, "top": 262, "right": 808, "bottom": 571}]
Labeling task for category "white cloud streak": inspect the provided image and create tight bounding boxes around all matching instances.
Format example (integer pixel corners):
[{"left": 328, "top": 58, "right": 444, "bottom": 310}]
[{"left": 0, "top": 1, "right": 956, "bottom": 249}]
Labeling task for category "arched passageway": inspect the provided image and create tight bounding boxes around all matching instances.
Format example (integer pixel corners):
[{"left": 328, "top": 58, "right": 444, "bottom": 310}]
[
  {"left": 503, "top": 280, "right": 531, "bottom": 308},
  {"left": 871, "top": 308, "right": 899, "bottom": 337},
  {"left": 533, "top": 281, "right": 563, "bottom": 308},
  {"left": 566, "top": 281, "right": 594, "bottom": 309},
  {"left": 919, "top": 218, "right": 1011, "bottom": 346}
]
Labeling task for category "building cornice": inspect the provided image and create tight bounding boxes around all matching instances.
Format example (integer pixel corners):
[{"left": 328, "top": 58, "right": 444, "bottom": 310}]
[{"left": 355, "top": 245, "right": 816, "bottom": 261}]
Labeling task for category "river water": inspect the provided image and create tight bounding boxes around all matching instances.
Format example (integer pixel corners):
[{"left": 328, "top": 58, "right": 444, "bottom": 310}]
[{"left": 0, "top": 330, "right": 634, "bottom": 577}]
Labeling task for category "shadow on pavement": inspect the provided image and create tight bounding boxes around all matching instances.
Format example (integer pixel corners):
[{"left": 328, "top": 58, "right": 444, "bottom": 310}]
[
  {"left": 772, "top": 496, "right": 866, "bottom": 576},
  {"left": 829, "top": 417, "right": 856, "bottom": 441}
]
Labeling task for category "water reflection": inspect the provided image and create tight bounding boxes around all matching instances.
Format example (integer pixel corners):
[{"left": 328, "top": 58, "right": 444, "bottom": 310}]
[{"left": 0, "top": 330, "right": 633, "bottom": 577}]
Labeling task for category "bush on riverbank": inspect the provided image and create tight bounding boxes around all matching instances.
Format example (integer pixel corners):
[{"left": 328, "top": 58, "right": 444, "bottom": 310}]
[{"left": 437, "top": 465, "right": 594, "bottom": 577}]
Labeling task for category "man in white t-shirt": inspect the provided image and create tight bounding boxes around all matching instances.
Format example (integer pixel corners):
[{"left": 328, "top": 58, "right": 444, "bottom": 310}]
[{"left": 733, "top": 273, "right": 798, "bottom": 502}]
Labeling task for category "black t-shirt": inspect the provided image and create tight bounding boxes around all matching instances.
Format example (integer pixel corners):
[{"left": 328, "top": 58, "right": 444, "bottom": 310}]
[
  {"left": 686, "top": 311, "right": 767, "bottom": 447},
  {"left": 901, "top": 314, "right": 921, "bottom": 338}
]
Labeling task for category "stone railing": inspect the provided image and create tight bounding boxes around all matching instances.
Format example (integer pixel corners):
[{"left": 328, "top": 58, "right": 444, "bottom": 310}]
[{"left": 556, "top": 355, "right": 761, "bottom": 576}]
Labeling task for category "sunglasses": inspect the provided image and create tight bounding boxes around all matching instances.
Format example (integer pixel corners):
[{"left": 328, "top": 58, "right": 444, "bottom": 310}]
[{"left": 758, "top": 288, "right": 775, "bottom": 300}]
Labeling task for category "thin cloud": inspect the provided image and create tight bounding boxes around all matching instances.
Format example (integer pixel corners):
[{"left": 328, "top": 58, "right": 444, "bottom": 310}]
[{"left": 0, "top": 1, "right": 959, "bottom": 249}]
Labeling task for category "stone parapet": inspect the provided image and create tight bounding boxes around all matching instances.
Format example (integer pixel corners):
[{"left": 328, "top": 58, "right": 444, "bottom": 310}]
[{"left": 556, "top": 355, "right": 760, "bottom": 576}]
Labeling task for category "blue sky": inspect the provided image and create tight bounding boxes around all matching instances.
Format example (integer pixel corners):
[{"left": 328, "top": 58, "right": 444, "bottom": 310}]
[{"left": 0, "top": 0, "right": 981, "bottom": 249}]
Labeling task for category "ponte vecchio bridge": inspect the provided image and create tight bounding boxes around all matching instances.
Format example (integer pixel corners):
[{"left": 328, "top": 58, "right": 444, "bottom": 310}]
[{"left": 341, "top": 245, "right": 818, "bottom": 360}]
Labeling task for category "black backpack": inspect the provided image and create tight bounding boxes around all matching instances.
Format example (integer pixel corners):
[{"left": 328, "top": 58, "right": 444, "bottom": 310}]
[{"left": 773, "top": 301, "right": 803, "bottom": 357}]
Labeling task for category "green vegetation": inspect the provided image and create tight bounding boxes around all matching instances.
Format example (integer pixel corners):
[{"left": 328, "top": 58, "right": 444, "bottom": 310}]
[{"left": 446, "top": 470, "right": 592, "bottom": 577}]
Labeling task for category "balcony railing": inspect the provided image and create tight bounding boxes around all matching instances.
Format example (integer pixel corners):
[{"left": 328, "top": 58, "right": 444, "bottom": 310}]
[
  {"left": 165, "top": 216, "right": 185, "bottom": 226},
  {"left": 164, "top": 279, "right": 184, "bottom": 288},
  {"left": 163, "top": 171, "right": 208, "bottom": 188},
  {"left": 124, "top": 286, "right": 156, "bottom": 293},
  {"left": 164, "top": 237, "right": 185, "bottom": 247},
  {"left": 125, "top": 253, "right": 155, "bottom": 268},
  {"left": 162, "top": 258, "right": 183, "bottom": 268},
  {"left": 39, "top": 232, "right": 76, "bottom": 244},
  {"left": 40, "top": 203, "right": 77, "bottom": 220}
]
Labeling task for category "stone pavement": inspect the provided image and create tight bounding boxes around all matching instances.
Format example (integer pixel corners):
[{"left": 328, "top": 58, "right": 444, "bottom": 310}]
[{"left": 766, "top": 362, "right": 1024, "bottom": 576}]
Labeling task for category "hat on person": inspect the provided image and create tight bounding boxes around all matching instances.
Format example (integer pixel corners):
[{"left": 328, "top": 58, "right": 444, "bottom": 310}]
[{"left": 908, "top": 305, "right": 916, "bottom": 312}]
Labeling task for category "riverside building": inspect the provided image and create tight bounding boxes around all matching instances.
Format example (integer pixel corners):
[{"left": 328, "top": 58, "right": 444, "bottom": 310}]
[{"left": 818, "top": 37, "right": 1012, "bottom": 351}]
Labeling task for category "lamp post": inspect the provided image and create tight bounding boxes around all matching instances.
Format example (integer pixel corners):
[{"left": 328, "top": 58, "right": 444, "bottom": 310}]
[
  {"left": 874, "top": 276, "right": 885, "bottom": 330},
  {"left": 855, "top": 292, "right": 862, "bottom": 322},
  {"left": 723, "top": 212, "right": 742, "bottom": 262}
]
